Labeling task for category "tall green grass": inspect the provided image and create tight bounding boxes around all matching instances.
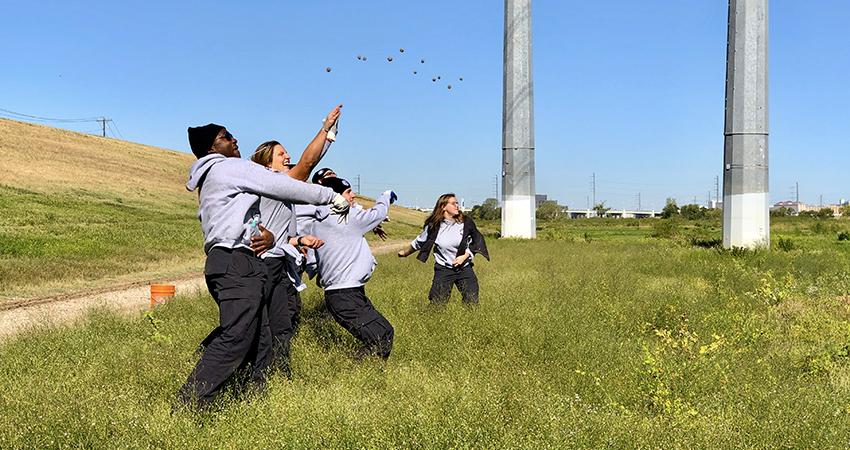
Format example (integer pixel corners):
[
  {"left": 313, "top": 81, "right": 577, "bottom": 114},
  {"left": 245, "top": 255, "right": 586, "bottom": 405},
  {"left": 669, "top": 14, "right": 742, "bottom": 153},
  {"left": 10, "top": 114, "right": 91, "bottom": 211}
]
[
  {"left": 2, "top": 222, "right": 850, "bottom": 447},
  {"left": 0, "top": 184, "right": 204, "bottom": 300}
]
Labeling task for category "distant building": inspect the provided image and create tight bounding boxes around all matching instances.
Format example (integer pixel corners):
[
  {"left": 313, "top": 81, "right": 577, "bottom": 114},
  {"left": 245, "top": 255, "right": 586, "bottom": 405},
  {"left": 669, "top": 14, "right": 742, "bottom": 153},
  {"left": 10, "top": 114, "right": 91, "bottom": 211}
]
[
  {"left": 772, "top": 200, "right": 847, "bottom": 216},
  {"left": 535, "top": 194, "right": 548, "bottom": 208}
]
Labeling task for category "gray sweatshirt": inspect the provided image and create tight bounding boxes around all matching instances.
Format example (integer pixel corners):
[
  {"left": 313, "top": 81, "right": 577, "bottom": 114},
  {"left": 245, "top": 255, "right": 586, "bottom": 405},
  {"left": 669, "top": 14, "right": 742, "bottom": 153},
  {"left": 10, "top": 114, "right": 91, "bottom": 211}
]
[
  {"left": 259, "top": 196, "right": 307, "bottom": 291},
  {"left": 304, "top": 192, "right": 391, "bottom": 290},
  {"left": 411, "top": 220, "right": 473, "bottom": 268},
  {"left": 186, "top": 153, "right": 337, "bottom": 254}
]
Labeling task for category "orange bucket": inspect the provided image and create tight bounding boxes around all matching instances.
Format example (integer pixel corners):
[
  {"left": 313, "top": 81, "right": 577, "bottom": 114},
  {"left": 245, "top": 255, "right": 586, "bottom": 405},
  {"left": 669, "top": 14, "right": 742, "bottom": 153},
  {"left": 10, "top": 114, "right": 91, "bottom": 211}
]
[{"left": 150, "top": 284, "right": 176, "bottom": 308}]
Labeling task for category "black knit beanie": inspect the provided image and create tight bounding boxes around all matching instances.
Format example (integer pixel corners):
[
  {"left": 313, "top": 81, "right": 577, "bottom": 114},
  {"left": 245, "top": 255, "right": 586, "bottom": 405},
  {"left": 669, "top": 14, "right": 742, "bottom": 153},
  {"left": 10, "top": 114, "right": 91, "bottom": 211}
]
[
  {"left": 321, "top": 177, "right": 351, "bottom": 194},
  {"left": 187, "top": 124, "right": 224, "bottom": 158}
]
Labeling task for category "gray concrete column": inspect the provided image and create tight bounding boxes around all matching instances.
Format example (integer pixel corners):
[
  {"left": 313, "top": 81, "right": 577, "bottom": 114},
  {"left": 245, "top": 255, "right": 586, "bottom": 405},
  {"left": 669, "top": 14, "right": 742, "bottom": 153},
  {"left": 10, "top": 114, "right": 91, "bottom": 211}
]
[
  {"left": 723, "top": 0, "right": 769, "bottom": 248},
  {"left": 502, "top": 0, "right": 536, "bottom": 238}
]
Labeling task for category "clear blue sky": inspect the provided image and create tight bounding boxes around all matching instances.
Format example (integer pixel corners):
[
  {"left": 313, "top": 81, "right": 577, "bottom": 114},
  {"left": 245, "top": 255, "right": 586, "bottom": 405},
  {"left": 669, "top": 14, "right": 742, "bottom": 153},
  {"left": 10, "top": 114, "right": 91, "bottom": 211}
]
[{"left": 2, "top": 1, "right": 847, "bottom": 210}]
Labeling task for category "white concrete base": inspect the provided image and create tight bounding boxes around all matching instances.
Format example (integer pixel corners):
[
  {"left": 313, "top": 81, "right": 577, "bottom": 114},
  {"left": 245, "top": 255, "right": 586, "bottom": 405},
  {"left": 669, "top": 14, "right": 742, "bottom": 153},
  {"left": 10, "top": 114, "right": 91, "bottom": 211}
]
[
  {"left": 723, "top": 192, "right": 769, "bottom": 248},
  {"left": 502, "top": 195, "right": 536, "bottom": 238}
]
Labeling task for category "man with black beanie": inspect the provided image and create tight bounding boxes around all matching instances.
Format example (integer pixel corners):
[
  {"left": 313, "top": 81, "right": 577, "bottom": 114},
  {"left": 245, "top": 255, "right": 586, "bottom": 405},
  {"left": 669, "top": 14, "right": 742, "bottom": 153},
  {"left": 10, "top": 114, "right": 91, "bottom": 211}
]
[{"left": 178, "top": 124, "right": 349, "bottom": 410}]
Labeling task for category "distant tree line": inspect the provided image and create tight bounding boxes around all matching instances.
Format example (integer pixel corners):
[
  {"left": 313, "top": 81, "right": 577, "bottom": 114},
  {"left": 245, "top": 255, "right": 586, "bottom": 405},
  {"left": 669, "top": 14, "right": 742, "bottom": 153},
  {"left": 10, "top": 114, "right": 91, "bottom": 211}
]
[{"left": 661, "top": 198, "right": 721, "bottom": 220}]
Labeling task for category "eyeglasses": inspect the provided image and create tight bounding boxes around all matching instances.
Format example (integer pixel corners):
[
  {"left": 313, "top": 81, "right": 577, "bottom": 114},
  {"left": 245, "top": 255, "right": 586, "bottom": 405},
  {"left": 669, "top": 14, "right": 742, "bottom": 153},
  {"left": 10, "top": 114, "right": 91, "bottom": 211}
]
[{"left": 216, "top": 130, "right": 235, "bottom": 142}]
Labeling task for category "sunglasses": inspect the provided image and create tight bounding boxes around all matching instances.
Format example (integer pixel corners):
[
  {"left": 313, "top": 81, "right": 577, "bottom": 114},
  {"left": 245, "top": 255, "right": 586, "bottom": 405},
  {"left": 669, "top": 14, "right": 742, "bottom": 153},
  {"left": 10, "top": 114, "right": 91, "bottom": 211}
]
[{"left": 217, "top": 130, "right": 235, "bottom": 141}]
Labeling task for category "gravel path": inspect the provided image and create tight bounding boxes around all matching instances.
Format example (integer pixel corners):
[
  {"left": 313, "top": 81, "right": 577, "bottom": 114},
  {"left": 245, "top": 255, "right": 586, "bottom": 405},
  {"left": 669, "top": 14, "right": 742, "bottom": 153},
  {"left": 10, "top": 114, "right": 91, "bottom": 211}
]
[{"left": 0, "top": 241, "right": 408, "bottom": 342}]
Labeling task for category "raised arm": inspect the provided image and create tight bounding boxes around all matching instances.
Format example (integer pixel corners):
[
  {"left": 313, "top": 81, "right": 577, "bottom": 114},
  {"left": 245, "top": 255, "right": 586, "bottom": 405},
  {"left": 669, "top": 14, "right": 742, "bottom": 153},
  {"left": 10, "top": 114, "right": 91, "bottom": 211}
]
[
  {"left": 351, "top": 191, "right": 393, "bottom": 233},
  {"left": 288, "top": 104, "right": 342, "bottom": 181}
]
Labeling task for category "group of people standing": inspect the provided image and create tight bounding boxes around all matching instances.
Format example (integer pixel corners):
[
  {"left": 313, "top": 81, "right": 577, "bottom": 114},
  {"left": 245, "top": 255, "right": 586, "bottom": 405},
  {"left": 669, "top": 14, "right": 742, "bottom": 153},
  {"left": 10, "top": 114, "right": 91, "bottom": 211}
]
[{"left": 177, "top": 105, "right": 489, "bottom": 411}]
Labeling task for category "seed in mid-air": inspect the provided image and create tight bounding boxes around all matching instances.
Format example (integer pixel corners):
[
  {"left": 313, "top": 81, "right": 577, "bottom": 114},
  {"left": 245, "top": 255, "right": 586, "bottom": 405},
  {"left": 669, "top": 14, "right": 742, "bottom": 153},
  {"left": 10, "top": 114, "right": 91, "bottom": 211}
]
[
  {"left": 325, "top": 67, "right": 332, "bottom": 72},
  {"left": 387, "top": 56, "right": 393, "bottom": 62},
  {"left": 399, "top": 48, "right": 405, "bottom": 53}
]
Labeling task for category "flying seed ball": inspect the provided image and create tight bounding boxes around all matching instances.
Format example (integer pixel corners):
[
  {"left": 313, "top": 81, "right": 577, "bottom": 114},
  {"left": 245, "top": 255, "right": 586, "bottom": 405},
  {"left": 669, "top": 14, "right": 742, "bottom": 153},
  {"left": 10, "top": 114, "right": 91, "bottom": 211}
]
[
  {"left": 362, "top": 56, "right": 367, "bottom": 61},
  {"left": 447, "top": 85, "right": 452, "bottom": 90},
  {"left": 413, "top": 71, "right": 418, "bottom": 75},
  {"left": 432, "top": 78, "right": 436, "bottom": 82},
  {"left": 399, "top": 48, "right": 405, "bottom": 53},
  {"left": 357, "top": 55, "right": 362, "bottom": 60},
  {"left": 325, "top": 67, "right": 332, "bottom": 72},
  {"left": 387, "top": 56, "right": 393, "bottom": 62},
  {"left": 459, "top": 77, "right": 464, "bottom": 81},
  {"left": 437, "top": 76, "right": 441, "bottom": 80},
  {"left": 420, "top": 59, "right": 425, "bottom": 64}
]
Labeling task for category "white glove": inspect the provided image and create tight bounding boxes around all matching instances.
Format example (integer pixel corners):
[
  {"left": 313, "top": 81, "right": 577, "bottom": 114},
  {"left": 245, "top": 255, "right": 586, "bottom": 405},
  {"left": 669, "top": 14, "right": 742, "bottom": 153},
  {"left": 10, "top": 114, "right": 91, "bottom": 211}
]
[
  {"left": 331, "top": 193, "right": 350, "bottom": 214},
  {"left": 382, "top": 190, "right": 398, "bottom": 204}
]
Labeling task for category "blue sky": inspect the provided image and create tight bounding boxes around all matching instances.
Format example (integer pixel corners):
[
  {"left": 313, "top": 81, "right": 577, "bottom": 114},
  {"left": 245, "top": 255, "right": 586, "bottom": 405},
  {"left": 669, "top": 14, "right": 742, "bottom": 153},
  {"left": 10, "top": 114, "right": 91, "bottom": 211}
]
[{"left": 1, "top": 1, "right": 847, "bottom": 210}]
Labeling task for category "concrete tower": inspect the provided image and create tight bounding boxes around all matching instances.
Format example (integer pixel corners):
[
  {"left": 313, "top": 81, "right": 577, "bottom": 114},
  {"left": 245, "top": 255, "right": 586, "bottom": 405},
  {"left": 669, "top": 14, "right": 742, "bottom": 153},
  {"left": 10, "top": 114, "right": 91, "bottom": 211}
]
[
  {"left": 502, "top": 0, "right": 536, "bottom": 238},
  {"left": 723, "top": 0, "right": 769, "bottom": 248}
]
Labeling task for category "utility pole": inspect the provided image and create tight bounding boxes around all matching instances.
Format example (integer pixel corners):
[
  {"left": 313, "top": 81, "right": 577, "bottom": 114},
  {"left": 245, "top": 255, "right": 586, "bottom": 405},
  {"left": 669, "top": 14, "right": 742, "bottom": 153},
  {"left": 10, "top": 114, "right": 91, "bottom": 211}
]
[
  {"left": 591, "top": 173, "right": 596, "bottom": 207},
  {"left": 714, "top": 175, "right": 720, "bottom": 205},
  {"left": 355, "top": 174, "right": 361, "bottom": 193},
  {"left": 722, "top": 0, "right": 769, "bottom": 248},
  {"left": 819, "top": 194, "right": 823, "bottom": 207},
  {"left": 501, "top": 0, "right": 536, "bottom": 238},
  {"left": 98, "top": 117, "right": 112, "bottom": 137},
  {"left": 637, "top": 192, "right": 642, "bottom": 211},
  {"left": 493, "top": 175, "right": 499, "bottom": 201}
]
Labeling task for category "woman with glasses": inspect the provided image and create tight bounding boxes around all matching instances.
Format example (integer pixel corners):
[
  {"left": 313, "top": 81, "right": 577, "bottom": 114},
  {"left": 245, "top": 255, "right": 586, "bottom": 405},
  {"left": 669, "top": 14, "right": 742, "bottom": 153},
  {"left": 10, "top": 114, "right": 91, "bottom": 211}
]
[{"left": 397, "top": 193, "right": 489, "bottom": 305}]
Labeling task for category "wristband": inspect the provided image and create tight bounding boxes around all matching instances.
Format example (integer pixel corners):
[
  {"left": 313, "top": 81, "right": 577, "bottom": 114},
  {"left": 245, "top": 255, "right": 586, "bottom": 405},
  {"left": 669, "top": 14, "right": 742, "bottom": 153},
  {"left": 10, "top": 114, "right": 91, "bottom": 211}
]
[{"left": 297, "top": 236, "right": 305, "bottom": 246}]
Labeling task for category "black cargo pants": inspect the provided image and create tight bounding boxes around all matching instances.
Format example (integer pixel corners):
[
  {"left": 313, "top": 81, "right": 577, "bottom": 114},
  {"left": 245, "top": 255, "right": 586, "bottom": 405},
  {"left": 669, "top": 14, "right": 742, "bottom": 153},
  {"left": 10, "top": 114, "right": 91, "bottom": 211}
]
[
  {"left": 177, "top": 247, "right": 272, "bottom": 409},
  {"left": 264, "top": 257, "right": 302, "bottom": 375},
  {"left": 324, "top": 286, "right": 394, "bottom": 359}
]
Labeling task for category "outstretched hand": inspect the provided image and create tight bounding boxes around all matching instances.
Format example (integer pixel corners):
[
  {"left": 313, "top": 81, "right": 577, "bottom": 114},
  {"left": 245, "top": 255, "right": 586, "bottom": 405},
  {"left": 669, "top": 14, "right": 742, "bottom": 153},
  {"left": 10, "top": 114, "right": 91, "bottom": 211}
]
[
  {"left": 323, "top": 104, "right": 342, "bottom": 131},
  {"left": 373, "top": 225, "right": 388, "bottom": 241}
]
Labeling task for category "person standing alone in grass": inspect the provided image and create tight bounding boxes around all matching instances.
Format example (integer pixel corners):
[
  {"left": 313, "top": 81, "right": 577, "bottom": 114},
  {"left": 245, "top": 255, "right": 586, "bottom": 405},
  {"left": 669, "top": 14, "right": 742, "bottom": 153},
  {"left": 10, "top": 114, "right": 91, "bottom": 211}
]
[
  {"left": 398, "top": 193, "right": 489, "bottom": 305},
  {"left": 178, "top": 123, "right": 349, "bottom": 410},
  {"left": 300, "top": 177, "right": 397, "bottom": 359}
]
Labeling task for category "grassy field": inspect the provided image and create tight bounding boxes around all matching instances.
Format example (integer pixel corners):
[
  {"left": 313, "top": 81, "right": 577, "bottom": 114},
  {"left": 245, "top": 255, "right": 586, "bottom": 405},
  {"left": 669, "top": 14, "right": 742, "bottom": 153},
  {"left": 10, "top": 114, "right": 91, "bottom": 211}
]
[
  {"left": 2, "top": 217, "right": 850, "bottom": 448},
  {"left": 0, "top": 119, "right": 425, "bottom": 301}
]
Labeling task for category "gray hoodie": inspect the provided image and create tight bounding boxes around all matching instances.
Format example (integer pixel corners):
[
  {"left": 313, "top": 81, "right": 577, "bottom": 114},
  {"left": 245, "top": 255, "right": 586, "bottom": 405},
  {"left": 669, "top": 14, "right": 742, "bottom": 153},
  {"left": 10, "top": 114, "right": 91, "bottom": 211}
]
[
  {"left": 259, "top": 196, "right": 307, "bottom": 291},
  {"left": 305, "top": 192, "right": 391, "bottom": 290},
  {"left": 186, "top": 153, "right": 337, "bottom": 254}
]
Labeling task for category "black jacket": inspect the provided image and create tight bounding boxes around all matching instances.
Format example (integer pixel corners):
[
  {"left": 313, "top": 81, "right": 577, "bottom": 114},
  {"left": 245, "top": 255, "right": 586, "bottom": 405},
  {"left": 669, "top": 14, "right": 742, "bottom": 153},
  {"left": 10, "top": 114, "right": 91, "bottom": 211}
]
[{"left": 416, "top": 217, "right": 490, "bottom": 263}]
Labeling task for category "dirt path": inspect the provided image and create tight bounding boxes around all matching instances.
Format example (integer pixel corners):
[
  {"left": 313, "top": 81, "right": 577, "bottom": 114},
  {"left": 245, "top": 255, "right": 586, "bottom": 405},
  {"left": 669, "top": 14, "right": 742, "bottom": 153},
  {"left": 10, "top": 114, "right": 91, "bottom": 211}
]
[{"left": 0, "top": 241, "right": 409, "bottom": 342}]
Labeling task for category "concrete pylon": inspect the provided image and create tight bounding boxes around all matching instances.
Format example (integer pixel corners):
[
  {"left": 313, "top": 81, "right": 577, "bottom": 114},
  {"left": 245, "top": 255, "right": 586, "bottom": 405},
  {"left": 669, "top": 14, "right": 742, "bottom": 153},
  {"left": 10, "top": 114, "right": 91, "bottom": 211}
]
[
  {"left": 502, "top": 0, "right": 536, "bottom": 238},
  {"left": 722, "top": 0, "right": 769, "bottom": 248}
]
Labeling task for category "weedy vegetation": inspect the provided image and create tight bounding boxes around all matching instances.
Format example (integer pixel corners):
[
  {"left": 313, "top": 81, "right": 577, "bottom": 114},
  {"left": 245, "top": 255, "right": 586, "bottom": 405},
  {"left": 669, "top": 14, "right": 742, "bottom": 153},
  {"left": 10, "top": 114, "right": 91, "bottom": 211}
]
[{"left": 2, "top": 216, "right": 850, "bottom": 448}]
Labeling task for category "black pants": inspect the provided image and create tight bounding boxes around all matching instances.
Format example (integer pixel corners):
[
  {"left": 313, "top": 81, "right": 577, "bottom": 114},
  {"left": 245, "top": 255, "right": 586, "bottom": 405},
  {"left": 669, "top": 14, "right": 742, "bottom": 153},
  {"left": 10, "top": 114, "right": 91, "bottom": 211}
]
[
  {"left": 264, "top": 257, "right": 302, "bottom": 375},
  {"left": 324, "top": 286, "right": 394, "bottom": 359},
  {"left": 199, "top": 257, "right": 302, "bottom": 376},
  {"left": 429, "top": 264, "right": 479, "bottom": 304},
  {"left": 177, "top": 247, "right": 272, "bottom": 409}
]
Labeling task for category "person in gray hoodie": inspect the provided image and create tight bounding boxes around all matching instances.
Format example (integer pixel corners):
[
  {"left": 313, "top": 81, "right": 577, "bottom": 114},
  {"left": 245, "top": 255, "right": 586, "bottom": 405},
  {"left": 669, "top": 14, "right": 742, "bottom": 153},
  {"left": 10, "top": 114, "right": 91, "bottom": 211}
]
[
  {"left": 196, "top": 105, "right": 342, "bottom": 378},
  {"left": 301, "top": 177, "right": 397, "bottom": 359},
  {"left": 178, "top": 123, "right": 348, "bottom": 410}
]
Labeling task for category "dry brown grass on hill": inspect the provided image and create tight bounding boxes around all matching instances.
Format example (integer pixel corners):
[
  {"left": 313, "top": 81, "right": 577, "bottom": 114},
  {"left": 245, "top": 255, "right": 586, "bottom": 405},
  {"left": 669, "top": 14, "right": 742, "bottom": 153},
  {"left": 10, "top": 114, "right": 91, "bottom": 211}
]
[{"left": 0, "top": 118, "right": 195, "bottom": 206}]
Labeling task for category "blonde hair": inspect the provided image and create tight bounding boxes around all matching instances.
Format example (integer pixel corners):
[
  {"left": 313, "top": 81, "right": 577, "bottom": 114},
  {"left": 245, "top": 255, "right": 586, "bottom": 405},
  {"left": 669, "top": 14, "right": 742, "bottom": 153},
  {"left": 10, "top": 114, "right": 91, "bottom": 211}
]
[{"left": 251, "top": 140, "right": 281, "bottom": 168}]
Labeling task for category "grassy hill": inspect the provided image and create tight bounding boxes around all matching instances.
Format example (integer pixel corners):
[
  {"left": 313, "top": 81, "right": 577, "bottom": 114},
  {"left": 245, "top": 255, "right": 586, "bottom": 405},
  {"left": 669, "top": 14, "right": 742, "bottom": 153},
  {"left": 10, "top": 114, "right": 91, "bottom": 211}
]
[{"left": 0, "top": 119, "right": 425, "bottom": 303}]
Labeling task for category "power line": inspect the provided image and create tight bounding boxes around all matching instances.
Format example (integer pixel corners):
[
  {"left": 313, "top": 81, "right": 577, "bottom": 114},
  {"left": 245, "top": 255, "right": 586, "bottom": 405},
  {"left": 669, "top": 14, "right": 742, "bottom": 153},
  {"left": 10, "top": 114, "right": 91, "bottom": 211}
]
[{"left": 0, "top": 107, "right": 101, "bottom": 123}]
